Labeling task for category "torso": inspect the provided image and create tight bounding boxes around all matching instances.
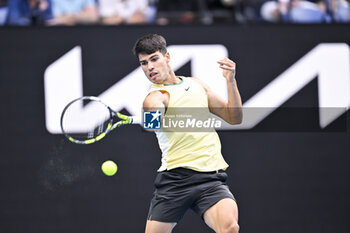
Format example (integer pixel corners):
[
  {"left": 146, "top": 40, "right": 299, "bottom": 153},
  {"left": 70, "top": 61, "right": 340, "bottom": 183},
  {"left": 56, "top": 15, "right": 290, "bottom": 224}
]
[{"left": 148, "top": 76, "right": 229, "bottom": 172}]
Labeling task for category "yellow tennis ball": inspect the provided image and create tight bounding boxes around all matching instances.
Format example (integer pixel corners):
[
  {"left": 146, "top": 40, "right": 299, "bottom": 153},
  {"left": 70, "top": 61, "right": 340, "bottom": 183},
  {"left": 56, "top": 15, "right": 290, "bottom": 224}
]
[{"left": 101, "top": 160, "right": 118, "bottom": 176}]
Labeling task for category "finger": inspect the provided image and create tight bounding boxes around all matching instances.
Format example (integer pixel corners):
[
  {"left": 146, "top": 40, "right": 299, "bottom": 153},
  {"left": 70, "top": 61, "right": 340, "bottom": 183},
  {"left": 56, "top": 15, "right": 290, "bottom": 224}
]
[
  {"left": 217, "top": 59, "right": 231, "bottom": 65},
  {"left": 219, "top": 65, "right": 234, "bottom": 71},
  {"left": 219, "top": 63, "right": 235, "bottom": 70},
  {"left": 217, "top": 57, "right": 234, "bottom": 63},
  {"left": 217, "top": 59, "right": 235, "bottom": 67}
]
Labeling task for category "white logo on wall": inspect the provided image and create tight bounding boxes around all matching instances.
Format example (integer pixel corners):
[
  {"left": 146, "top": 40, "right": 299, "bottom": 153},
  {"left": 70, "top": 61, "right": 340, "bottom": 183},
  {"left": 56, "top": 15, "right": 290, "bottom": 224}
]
[{"left": 44, "top": 44, "right": 350, "bottom": 134}]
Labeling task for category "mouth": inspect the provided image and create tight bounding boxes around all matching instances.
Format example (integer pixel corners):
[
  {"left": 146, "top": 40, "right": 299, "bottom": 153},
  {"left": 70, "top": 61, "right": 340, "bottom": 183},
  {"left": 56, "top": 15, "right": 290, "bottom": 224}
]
[{"left": 149, "top": 72, "right": 158, "bottom": 79}]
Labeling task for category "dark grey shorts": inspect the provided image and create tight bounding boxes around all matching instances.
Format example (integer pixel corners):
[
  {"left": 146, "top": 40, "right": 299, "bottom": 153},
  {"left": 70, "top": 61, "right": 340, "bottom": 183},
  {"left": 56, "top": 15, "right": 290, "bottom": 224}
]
[{"left": 147, "top": 167, "right": 235, "bottom": 223}]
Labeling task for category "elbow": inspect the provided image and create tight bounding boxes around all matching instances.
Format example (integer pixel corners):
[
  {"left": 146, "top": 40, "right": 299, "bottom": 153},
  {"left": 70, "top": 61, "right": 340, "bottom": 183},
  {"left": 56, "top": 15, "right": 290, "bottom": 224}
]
[
  {"left": 227, "top": 117, "right": 242, "bottom": 125},
  {"left": 234, "top": 115, "right": 243, "bottom": 125},
  {"left": 226, "top": 109, "right": 243, "bottom": 125}
]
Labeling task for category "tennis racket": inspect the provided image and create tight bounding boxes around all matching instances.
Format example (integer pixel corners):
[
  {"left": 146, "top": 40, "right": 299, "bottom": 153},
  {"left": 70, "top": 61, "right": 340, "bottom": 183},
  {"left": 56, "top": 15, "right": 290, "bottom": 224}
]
[{"left": 60, "top": 96, "right": 140, "bottom": 144}]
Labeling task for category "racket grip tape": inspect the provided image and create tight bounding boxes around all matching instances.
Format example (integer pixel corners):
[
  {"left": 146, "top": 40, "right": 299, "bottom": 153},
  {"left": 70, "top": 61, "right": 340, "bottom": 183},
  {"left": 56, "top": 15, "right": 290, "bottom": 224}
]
[{"left": 130, "top": 116, "right": 141, "bottom": 124}]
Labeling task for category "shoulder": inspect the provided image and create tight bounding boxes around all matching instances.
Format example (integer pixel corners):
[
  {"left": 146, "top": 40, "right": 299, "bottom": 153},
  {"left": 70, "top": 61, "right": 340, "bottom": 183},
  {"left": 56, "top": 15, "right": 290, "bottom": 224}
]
[
  {"left": 188, "top": 76, "right": 210, "bottom": 93},
  {"left": 143, "top": 90, "right": 169, "bottom": 109},
  {"left": 188, "top": 76, "right": 204, "bottom": 85}
]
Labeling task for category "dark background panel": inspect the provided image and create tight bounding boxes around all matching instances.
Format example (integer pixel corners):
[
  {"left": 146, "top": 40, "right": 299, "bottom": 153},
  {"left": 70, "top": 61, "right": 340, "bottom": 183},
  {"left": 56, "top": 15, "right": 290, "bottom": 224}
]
[{"left": 0, "top": 25, "right": 349, "bottom": 233}]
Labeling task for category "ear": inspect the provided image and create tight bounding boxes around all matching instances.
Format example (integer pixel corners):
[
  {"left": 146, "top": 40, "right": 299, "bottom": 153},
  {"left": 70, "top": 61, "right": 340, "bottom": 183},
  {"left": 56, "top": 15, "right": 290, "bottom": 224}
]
[{"left": 165, "top": 52, "right": 170, "bottom": 63}]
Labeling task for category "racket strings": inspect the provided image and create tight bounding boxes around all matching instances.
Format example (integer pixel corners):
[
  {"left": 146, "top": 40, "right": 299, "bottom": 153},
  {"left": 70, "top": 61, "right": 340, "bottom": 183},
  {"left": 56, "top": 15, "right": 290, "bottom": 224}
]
[
  {"left": 61, "top": 96, "right": 136, "bottom": 144},
  {"left": 61, "top": 97, "right": 113, "bottom": 143}
]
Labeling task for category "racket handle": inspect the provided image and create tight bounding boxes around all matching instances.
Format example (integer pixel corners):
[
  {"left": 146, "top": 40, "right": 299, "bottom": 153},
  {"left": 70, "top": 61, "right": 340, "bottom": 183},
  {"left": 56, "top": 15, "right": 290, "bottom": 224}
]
[{"left": 130, "top": 116, "right": 141, "bottom": 124}]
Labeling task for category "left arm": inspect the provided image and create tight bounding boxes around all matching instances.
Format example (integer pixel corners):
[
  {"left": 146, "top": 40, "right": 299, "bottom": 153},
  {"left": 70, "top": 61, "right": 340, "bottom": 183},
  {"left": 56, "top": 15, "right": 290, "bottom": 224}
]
[{"left": 194, "top": 58, "right": 243, "bottom": 125}]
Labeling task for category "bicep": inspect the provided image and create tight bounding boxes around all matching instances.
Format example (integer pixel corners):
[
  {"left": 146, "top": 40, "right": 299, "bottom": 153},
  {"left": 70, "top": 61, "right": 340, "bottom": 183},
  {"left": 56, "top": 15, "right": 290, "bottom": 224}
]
[
  {"left": 206, "top": 89, "right": 229, "bottom": 117},
  {"left": 192, "top": 77, "right": 228, "bottom": 113}
]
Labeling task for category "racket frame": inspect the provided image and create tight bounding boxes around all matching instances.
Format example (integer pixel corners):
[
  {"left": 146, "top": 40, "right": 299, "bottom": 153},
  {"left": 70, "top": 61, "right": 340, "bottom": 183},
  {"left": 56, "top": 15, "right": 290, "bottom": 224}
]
[{"left": 60, "top": 96, "right": 137, "bottom": 144}]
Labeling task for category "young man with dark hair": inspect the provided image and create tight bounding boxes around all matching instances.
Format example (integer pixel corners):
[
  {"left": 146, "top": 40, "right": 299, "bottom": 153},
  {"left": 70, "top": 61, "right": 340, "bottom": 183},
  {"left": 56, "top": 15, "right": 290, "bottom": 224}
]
[{"left": 133, "top": 34, "right": 242, "bottom": 233}]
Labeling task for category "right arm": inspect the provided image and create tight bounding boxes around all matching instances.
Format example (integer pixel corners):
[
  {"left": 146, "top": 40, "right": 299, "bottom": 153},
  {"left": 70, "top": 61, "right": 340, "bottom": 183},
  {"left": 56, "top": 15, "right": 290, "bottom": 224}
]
[{"left": 143, "top": 90, "right": 169, "bottom": 114}]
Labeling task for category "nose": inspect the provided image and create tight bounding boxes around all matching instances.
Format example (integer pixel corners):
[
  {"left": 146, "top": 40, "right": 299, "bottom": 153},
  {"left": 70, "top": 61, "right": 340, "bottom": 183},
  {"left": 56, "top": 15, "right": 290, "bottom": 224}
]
[{"left": 147, "top": 62, "right": 154, "bottom": 71}]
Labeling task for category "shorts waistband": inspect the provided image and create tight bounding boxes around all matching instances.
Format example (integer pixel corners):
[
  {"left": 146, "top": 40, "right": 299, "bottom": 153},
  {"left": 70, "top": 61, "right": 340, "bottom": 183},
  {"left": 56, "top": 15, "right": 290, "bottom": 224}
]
[{"left": 165, "top": 167, "right": 225, "bottom": 175}]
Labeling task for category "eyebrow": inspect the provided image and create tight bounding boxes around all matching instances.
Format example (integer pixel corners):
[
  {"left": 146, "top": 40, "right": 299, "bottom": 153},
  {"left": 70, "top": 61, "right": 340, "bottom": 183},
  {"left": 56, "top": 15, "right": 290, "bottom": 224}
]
[{"left": 140, "top": 54, "right": 159, "bottom": 63}]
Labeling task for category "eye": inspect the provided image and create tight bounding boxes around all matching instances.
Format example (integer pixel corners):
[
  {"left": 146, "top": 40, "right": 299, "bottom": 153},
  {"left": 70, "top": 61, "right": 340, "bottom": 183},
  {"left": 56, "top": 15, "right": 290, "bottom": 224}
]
[
  {"left": 140, "top": 61, "right": 147, "bottom": 66},
  {"left": 151, "top": 57, "right": 158, "bottom": 62}
]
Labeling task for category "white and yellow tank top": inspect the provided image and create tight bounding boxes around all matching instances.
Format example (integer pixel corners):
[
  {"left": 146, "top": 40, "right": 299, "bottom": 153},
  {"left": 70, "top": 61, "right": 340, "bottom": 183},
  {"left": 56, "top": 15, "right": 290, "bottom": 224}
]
[{"left": 149, "top": 76, "right": 229, "bottom": 172}]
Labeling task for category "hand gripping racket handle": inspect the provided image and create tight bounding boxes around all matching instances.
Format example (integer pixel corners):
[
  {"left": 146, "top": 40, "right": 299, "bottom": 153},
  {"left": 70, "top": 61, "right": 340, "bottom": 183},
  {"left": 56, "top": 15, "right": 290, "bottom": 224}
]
[{"left": 111, "top": 112, "right": 141, "bottom": 130}]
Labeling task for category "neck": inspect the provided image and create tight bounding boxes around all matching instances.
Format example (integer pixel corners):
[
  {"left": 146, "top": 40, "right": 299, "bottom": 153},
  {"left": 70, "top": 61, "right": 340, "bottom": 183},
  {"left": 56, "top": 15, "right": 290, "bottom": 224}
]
[{"left": 162, "top": 70, "right": 180, "bottom": 85}]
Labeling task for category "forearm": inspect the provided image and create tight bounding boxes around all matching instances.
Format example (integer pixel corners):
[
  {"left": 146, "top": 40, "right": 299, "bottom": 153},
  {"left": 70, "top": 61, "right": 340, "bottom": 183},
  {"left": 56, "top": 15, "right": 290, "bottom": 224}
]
[
  {"left": 206, "top": 78, "right": 242, "bottom": 125},
  {"left": 225, "top": 77, "right": 243, "bottom": 124},
  {"left": 206, "top": 58, "right": 243, "bottom": 124}
]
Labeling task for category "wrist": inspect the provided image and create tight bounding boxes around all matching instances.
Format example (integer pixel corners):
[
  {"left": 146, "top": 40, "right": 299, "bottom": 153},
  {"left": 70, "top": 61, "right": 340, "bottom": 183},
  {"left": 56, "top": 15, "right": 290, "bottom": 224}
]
[{"left": 227, "top": 76, "right": 236, "bottom": 83}]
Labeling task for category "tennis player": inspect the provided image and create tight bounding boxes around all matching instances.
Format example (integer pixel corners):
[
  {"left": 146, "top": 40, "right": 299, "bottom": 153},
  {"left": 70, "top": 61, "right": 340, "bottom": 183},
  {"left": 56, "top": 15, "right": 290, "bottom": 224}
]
[{"left": 133, "top": 34, "right": 242, "bottom": 233}]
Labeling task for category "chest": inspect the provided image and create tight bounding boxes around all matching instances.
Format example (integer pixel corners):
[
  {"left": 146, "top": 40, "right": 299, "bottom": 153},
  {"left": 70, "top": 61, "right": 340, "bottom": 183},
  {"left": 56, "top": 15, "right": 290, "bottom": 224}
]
[{"left": 167, "top": 80, "right": 208, "bottom": 108}]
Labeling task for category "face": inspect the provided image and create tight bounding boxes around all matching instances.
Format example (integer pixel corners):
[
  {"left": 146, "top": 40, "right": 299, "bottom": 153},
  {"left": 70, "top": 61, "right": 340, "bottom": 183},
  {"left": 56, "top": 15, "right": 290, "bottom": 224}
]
[{"left": 138, "top": 51, "right": 171, "bottom": 84}]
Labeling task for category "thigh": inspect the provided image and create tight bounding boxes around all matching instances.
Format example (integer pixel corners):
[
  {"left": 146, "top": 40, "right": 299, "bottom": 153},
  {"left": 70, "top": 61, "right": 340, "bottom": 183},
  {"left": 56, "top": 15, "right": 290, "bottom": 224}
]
[
  {"left": 203, "top": 198, "right": 239, "bottom": 232},
  {"left": 147, "top": 191, "right": 189, "bottom": 223},
  {"left": 147, "top": 169, "right": 194, "bottom": 222},
  {"left": 145, "top": 220, "right": 176, "bottom": 233},
  {"left": 191, "top": 178, "right": 236, "bottom": 219}
]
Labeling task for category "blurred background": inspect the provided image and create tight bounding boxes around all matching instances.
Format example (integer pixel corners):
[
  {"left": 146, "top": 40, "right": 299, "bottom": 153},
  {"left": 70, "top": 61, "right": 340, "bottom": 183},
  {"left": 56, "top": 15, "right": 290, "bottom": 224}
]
[
  {"left": 0, "top": 0, "right": 349, "bottom": 26},
  {"left": 0, "top": 1, "right": 350, "bottom": 233}
]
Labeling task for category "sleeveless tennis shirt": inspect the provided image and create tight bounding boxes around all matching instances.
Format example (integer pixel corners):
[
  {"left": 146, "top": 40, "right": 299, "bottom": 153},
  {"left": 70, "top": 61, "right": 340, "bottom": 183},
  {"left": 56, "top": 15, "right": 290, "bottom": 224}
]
[{"left": 149, "top": 76, "right": 229, "bottom": 172}]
